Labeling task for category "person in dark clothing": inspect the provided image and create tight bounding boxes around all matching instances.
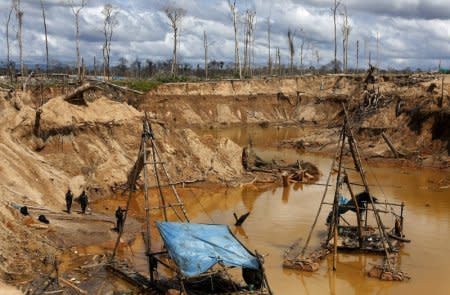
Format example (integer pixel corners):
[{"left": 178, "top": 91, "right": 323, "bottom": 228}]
[
  {"left": 65, "top": 189, "right": 73, "bottom": 213},
  {"left": 20, "top": 206, "right": 29, "bottom": 216},
  {"left": 38, "top": 214, "right": 50, "bottom": 224},
  {"left": 326, "top": 191, "right": 379, "bottom": 224},
  {"left": 79, "top": 190, "right": 88, "bottom": 214},
  {"left": 115, "top": 206, "right": 126, "bottom": 233}
]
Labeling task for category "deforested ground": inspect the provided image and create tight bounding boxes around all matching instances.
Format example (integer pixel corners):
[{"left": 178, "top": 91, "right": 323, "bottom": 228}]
[{"left": 0, "top": 72, "right": 448, "bottom": 293}]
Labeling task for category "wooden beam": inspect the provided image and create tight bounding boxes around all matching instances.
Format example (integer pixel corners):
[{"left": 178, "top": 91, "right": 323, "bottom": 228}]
[
  {"left": 59, "top": 278, "right": 88, "bottom": 295},
  {"left": 381, "top": 132, "right": 399, "bottom": 158}
]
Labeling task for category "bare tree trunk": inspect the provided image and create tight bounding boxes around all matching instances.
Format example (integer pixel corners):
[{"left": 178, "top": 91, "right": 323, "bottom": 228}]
[
  {"left": 40, "top": 0, "right": 49, "bottom": 77},
  {"left": 164, "top": 6, "right": 185, "bottom": 77},
  {"left": 6, "top": 6, "right": 13, "bottom": 83},
  {"left": 342, "top": 39, "right": 345, "bottom": 72},
  {"left": 356, "top": 40, "right": 359, "bottom": 72},
  {"left": 267, "top": 17, "right": 272, "bottom": 76},
  {"left": 228, "top": 1, "right": 242, "bottom": 79},
  {"left": 332, "top": 0, "right": 341, "bottom": 73},
  {"left": 376, "top": 32, "right": 380, "bottom": 69},
  {"left": 13, "top": 0, "right": 24, "bottom": 77},
  {"left": 288, "top": 28, "right": 294, "bottom": 74},
  {"left": 203, "top": 30, "right": 208, "bottom": 80},
  {"left": 68, "top": 0, "right": 87, "bottom": 81},
  {"left": 94, "top": 56, "right": 96, "bottom": 77},
  {"left": 75, "top": 14, "right": 81, "bottom": 79},
  {"left": 276, "top": 47, "right": 281, "bottom": 76},
  {"left": 102, "top": 4, "right": 117, "bottom": 81},
  {"left": 172, "top": 27, "right": 177, "bottom": 75},
  {"left": 299, "top": 29, "right": 307, "bottom": 74}
]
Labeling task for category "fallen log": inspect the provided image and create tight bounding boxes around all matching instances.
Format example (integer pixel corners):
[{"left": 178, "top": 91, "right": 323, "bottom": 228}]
[
  {"left": 59, "top": 278, "right": 88, "bottom": 295},
  {"left": 62, "top": 82, "right": 97, "bottom": 104},
  {"left": 102, "top": 80, "right": 144, "bottom": 95},
  {"left": 43, "top": 290, "right": 64, "bottom": 294}
]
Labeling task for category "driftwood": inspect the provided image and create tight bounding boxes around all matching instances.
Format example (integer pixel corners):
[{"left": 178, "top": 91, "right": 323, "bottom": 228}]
[{"left": 59, "top": 278, "right": 88, "bottom": 295}]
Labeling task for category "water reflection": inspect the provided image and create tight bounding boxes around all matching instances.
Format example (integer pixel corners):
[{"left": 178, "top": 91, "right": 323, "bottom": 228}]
[{"left": 85, "top": 126, "right": 450, "bottom": 295}]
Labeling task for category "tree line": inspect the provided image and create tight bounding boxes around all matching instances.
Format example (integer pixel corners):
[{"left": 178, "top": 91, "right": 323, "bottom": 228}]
[{"left": 2, "top": 0, "right": 387, "bottom": 83}]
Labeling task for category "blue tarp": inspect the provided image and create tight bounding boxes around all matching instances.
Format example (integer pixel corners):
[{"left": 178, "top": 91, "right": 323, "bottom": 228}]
[{"left": 156, "top": 222, "right": 259, "bottom": 277}]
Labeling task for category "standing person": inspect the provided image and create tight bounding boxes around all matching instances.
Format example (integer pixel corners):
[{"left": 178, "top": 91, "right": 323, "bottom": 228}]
[
  {"left": 65, "top": 188, "right": 73, "bottom": 214},
  {"left": 115, "top": 206, "right": 126, "bottom": 233},
  {"left": 79, "top": 190, "right": 88, "bottom": 214}
]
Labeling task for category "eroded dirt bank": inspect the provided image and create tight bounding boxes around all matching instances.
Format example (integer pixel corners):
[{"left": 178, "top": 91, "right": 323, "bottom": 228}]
[
  {"left": 143, "top": 74, "right": 450, "bottom": 167},
  {"left": 0, "top": 86, "right": 244, "bottom": 293},
  {"left": 0, "top": 73, "right": 449, "bottom": 293}
]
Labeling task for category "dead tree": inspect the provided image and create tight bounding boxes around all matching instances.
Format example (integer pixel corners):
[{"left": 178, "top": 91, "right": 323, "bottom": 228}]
[
  {"left": 315, "top": 49, "right": 321, "bottom": 69},
  {"left": 228, "top": 0, "right": 242, "bottom": 79},
  {"left": 341, "top": 5, "right": 351, "bottom": 72},
  {"left": 243, "top": 9, "right": 256, "bottom": 77},
  {"left": 203, "top": 30, "right": 208, "bottom": 80},
  {"left": 5, "top": 5, "right": 13, "bottom": 83},
  {"left": 298, "top": 28, "right": 307, "bottom": 73},
  {"left": 331, "top": 0, "right": 341, "bottom": 73},
  {"left": 376, "top": 32, "right": 380, "bottom": 68},
  {"left": 40, "top": 0, "right": 49, "bottom": 77},
  {"left": 102, "top": 3, "right": 118, "bottom": 80},
  {"left": 287, "top": 27, "right": 295, "bottom": 74},
  {"left": 364, "top": 37, "right": 368, "bottom": 68},
  {"left": 164, "top": 6, "right": 186, "bottom": 77},
  {"left": 67, "top": 0, "right": 88, "bottom": 81},
  {"left": 13, "top": 0, "right": 24, "bottom": 77},
  {"left": 276, "top": 47, "right": 281, "bottom": 76},
  {"left": 267, "top": 16, "right": 272, "bottom": 75},
  {"left": 356, "top": 39, "right": 359, "bottom": 72}
]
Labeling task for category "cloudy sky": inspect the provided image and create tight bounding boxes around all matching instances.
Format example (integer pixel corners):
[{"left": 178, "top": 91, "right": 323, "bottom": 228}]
[{"left": 0, "top": 0, "right": 449, "bottom": 70}]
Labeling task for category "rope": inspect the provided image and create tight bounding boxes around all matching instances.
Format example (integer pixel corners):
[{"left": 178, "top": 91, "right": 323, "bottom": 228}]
[
  {"left": 186, "top": 187, "right": 216, "bottom": 224},
  {"left": 300, "top": 127, "right": 343, "bottom": 257}
]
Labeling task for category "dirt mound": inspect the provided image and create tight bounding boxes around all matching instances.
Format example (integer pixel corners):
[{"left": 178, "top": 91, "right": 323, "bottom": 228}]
[{"left": 0, "top": 90, "right": 247, "bottom": 287}]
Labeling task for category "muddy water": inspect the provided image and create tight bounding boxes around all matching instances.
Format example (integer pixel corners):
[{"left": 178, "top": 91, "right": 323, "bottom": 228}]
[{"left": 96, "top": 126, "right": 450, "bottom": 294}]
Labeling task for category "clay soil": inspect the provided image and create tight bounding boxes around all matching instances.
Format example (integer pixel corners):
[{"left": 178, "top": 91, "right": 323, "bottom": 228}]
[{"left": 0, "top": 72, "right": 449, "bottom": 294}]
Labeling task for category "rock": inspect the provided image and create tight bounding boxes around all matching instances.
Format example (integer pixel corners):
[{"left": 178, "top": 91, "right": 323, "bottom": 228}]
[{"left": 166, "top": 289, "right": 180, "bottom": 295}]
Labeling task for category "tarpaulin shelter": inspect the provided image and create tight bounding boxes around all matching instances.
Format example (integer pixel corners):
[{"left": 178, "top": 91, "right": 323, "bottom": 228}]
[{"left": 157, "top": 222, "right": 259, "bottom": 277}]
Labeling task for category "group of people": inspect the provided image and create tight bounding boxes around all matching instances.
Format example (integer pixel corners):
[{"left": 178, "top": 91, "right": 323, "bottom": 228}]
[
  {"left": 65, "top": 188, "right": 126, "bottom": 233},
  {"left": 65, "top": 189, "right": 88, "bottom": 214}
]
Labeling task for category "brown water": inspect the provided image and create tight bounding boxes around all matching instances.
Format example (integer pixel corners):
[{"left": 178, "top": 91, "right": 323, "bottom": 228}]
[{"left": 97, "top": 126, "right": 450, "bottom": 294}]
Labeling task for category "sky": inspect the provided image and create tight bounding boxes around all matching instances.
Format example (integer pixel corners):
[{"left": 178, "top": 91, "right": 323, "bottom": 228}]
[{"left": 0, "top": 0, "right": 449, "bottom": 70}]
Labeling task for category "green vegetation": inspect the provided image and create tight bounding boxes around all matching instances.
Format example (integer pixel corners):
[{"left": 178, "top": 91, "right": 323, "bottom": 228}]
[{"left": 111, "top": 80, "right": 162, "bottom": 92}]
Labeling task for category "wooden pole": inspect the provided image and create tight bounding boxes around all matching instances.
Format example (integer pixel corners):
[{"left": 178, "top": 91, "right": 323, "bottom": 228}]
[
  {"left": 344, "top": 170, "right": 363, "bottom": 248},
  {"left": 342, "top": 103, "right": 393, "bottom": 266},
  {"left": 381, "top": 132, "right": 399, "bottom": 158},
  {"left": 142, "top": 121, "right": 154, "bottom": 282},
  {"left": 148, "top": 125, "right": 168, "bottom": 222},
  {"left": 332, "top": 124, "right": 346, "bottom": 271},
  {"left": 300, "top": 128, "right": 343, "bottom": 257}
]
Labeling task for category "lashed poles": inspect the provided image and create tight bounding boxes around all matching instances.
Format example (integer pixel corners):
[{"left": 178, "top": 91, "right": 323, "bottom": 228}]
[
  {"left": 300, "top": 127, "right": 344, "bottom": 257},
  {"left": 152, "top": 144, "right": 190, "bottom": 222},
  {"left": 330, "top": 122, "right": 346, "bottom": 271},
  {"left": 342, "top": 103, "right": 392, "bottom": 267},
  {"left": 146, "top": 122, "right": 168, "bottom": 222},
  {"left": 142, "top": 121, "right": 154, "bottom": 281}
]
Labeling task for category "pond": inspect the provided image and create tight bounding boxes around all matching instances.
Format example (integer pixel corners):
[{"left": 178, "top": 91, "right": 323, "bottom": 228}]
[{"left": 97, "top": 125, "right": 450, "bottom": 294}]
